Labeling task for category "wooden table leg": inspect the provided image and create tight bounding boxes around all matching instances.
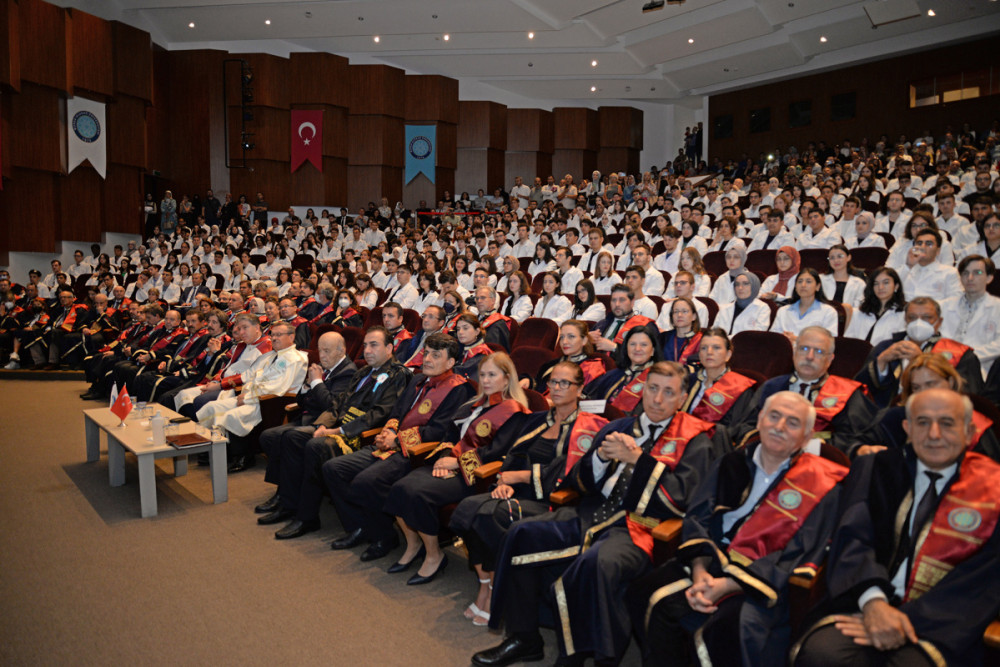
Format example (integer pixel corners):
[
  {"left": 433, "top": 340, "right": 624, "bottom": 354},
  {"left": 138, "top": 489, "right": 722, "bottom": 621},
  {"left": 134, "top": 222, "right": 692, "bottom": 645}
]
[{"left": 137, "top": 453, "right": 158, "bottom": 518}]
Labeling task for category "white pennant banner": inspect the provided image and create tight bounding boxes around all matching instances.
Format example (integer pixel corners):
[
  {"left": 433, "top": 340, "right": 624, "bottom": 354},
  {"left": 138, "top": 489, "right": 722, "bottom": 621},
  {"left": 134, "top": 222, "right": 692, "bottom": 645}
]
[{"left": 67, "top": 96, "right": 107, "bottom": 179}]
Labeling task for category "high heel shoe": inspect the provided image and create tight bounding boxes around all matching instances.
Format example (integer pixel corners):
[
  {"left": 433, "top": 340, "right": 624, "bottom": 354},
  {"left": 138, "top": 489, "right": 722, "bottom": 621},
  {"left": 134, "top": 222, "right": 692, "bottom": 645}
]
[
  {"left": 406, "top": 554, "right": 448, "bottom": 585},
  {"left": 387, "top": 545, "right": 425, "bottom": 573}
]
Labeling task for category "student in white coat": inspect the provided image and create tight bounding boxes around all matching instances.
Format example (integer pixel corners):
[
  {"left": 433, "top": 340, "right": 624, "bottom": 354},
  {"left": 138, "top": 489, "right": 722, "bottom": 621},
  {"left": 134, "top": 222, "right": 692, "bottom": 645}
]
[
  {"left": 770, "top": 268, "right": 839, "bottom": 342},
  {"left": 843, "top": 211, "right": 887, "bottom": 250},
  {"left": 498, "top": 271, "right": 534, "bottom": 324},
  {"left": 713, "top": 270, "right": 771, "bottom": 335},
  {"left": 708, "top": 246, "right": 747, "bottom": 306},
  {"left": 412, "top": 271, "right": 441, "bottom": 315},
  {"left": 759, "top": 245, "right": 801, "bottom": 302},
  {"left": 957, "top": 211, "right": 1000, "bottom": 265},
  {"left": 843, "top": 267, "right": 907, "bottom": 347},
  {"left": 896, "top": 227, "right": 962, "bottom": 303},
  {"left": 532, "top": 271, "right": 573, "bottom": 326},
  {"left": 939, "top": 255, "right": 1000, "bottom": 376},
  {"left": 820, "top": 244, "right": 867, "bottom": 309},
  {"left": 591, "top": 252, "right": 623, "bottom": 295},
  {"left": 569, "top": 279, "right": 606, "bottom": 324}
]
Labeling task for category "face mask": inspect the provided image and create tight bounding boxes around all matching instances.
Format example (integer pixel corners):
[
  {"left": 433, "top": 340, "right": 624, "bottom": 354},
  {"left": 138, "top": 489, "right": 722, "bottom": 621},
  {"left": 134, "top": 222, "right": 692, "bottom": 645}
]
[
  {"left": 906, "top": 318, "right": 935, "bottom": 343},
  {"left": 338, "top": 298, "right": 351, "bottom": 309},
  {"left": 443, "top": 302, "right": 456, "bottom": 314}
]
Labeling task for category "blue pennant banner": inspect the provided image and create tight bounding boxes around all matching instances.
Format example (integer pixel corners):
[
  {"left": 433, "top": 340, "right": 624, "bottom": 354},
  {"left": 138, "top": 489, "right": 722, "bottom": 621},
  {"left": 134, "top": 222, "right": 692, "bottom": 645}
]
[{"left": 405, "top": 125, "right": 436, "bottom": 184}]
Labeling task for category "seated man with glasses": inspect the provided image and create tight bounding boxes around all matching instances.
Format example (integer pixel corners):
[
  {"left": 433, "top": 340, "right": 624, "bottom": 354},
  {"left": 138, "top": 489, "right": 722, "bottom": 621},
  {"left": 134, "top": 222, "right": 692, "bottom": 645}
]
[
  {"left": 938, "top": 254, "right": 1000, "bottom": 378},
  {"left": 855, "top": 297, "right": 983, "bottom": 408},
  {"left": 731, "top": 326, "right": 877, "bottom": 457}
]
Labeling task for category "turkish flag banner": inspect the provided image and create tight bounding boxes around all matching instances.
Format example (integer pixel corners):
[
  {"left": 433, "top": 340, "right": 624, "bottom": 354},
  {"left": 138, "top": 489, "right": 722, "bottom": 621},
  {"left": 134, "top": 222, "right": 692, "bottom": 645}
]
[
  {"left": 291, "top": 110, "right": 323, "bottom": 173},
  {"left": 110, "top": 386, "right": 133, "bottom": 422}
]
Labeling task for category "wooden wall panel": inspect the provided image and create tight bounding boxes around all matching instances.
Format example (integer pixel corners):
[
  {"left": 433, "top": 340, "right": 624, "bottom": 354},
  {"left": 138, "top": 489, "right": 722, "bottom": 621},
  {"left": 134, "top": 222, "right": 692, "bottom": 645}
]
[
  {"left": 103, "top": 164, "right": 143, "bottom": 234},
  {"left": 0, "top": 0, "right": 22, "bottom": 91},
  {"left": 1, "top": 94, "right": 11, "bottom": 184},
  {"left": 349, "top": 65, "right": 406, "bottom": 118},
  {"left": 1, "top": 168, "right": 59, "bottom": 253},
  {"left": 225, "top": 53, "right": 289, "bottom": 111},
  {"left": 599, "top": 106, "right": 643, "bottom": 150},
  {"left": 552, "top": 149, "right": 596, "bottom": 184},
  {"left": 553, "top": 108, "right": 599, "bottom": 152},
  {"left": 597, "top": 148, "right": 639, "bottom": 181},
  {"left": 68, "top": 8, "right": 112, "bottom": 98},
  {"left": 59, "top": 166, "right": 103, "bottom": 241},
  {"left": 290, "top": 156, "right": 348, "bottom": 207},
  {"left": 228, "top": 105, "right": 289, "bottom": 162},
  {"left": 347, "top": 115, "right": 404, "bottom": 167},
  {"left": 108, "top": 94, "right": 146, "bottom": 169},
  {"left": 111, "top": 21, "right": 152, "bottom": 103},
  {"left": 458, "top": 101, "right": 507, "bottom": 149},
  {"left": 404, "top": 75, "right": 459, "bottom": 124},
  {"left": 456, "top": 148, "right": 505, "bottom": 196},
  {"left": 348, "top": 165, "right": 402, "bottom": 212},
  {"left": 289, "top": 52, "right": 349, "bottom": 107},
  {"left": 145, "top": 45, "right": 170, "bottom": 175},
  {"left": 508, "top": 109, "right": 554, "bottom": 153},
  {"left": 436, "top": 122, "right": 457, "bottom": 170},
  {"left": 19, "top": 0, "right": 70, "bottom": 92},
  {"left": 9, "top": 82, "right": 63, "bottom": 173},
  {"left": 165, "top": 49, "right": 227, "bottom": 197},
  {"left": 229, "top": 160, "right": 290, "bottom": 212}
]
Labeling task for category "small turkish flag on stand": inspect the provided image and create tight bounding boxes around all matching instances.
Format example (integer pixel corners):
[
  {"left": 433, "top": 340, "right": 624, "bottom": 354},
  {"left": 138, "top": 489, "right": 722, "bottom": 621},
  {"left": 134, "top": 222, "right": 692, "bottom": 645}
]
[
  {"left": 110, "top": 386, "right": 133, "bottom": 423},
  {"left": 291, "top": 110, "right": 323, "bottom": 173}
]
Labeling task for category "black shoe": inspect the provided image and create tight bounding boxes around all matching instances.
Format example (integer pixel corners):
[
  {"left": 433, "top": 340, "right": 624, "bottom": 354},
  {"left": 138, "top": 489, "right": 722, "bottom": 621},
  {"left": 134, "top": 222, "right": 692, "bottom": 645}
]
[
  {"left": 330, "top": 528, "right": 364, "bottom": 550},
  {"left": 254, "top": 492, "right": 280, "bottom": 514},
  {"left": 471, "top": 635, "right": 545, "bottom": 666},
  {"left": 196, "top": 452, "right": 210, "bottom": 467},
  {"left": 227, "top": 455, "right": 255, "bottom": 473},
  {"left": 275, "top": 518, "right": 320, "bottom": 540},
  {"left": 387, "top": 546, "right": 426, "bottom": 574},
  {"left": 256, "top": 507, "right": 294, "bottom": 525},
  {"left": 79, "top": 391, "right": 102, "bottom": 400},
  {"left": 360, "top": 533, "right": 400, "bottom": 562},
  {"left": 406, "top": 554, "right": 448, "bottom": 585}
]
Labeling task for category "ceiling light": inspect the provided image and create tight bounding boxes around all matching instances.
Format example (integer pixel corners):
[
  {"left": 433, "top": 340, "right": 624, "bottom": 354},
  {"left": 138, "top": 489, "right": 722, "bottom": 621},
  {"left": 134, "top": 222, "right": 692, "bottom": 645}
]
[
  {"left": 590, "top": 86, "right": 597, "bottom": 92},
  {"left": 264, "top": 19, "right": 271, "bottom": 25},
  {"left": 688, "top": 38, "right": 694, "bottom": 44},
  {"left": 927, "top": 9, "right": 935, "bottom": 16},
  {"left": 591, "top": 60, "right": 598, "bottom": 67},
  {"left": 528, "top": 31, "right": 535, "bottom": 39},
  {"left": 373, "top": 35, "right": 380, "bottom": 43},
  {"left": 820, "top": 36, "right": 828, "bottom": 42},
  {"left": 188, "top": 22, "right": 195, "bottom": 28},
  {"left": 443, "top": 34, "right": 450, "bottom": 41}
]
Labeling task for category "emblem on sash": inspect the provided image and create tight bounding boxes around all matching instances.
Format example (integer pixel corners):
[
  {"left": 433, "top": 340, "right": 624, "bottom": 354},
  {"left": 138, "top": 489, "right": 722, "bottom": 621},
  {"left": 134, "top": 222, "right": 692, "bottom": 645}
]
[
  {"left": 821, "top": 397, "right": 837, "bottom": 408},
  {"left": 578, "top": 435, "right": 593, "bottom": 451},
  {"left": 476, "top": 420, "right": 492, "bottom": 437},
  {"left": 632, "top": 382, "right": 644, "bottom": 392},
  {"left": 418, "top": 399, "right": 432, "bottom": 414},
  {"left": 778, "top": 489, "right": 802, "bottom": 510},
  {"left": 947, "top": 507, "right": 982, "bottom": 532},
  {"left": 661, "top": 440, "right": 677, "bottom": 454},
  {"left": 709, "top": 392, "right": 725, "bottom": 406},
  {"left": 941, "top": 351, "right": 953, "bottom": 360}
]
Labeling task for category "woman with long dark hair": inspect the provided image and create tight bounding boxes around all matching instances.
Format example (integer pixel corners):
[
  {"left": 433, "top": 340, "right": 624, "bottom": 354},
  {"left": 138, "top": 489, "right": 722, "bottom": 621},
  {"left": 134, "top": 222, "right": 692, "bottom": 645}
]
[
  {"left": 584, "top": 323, "right": 664, "bottom": 414},
  {"left": 843, "top": 266, "right": 906, "bottom": 345},
  {"left": 769, "top": 267, "right": 839, "bottom": 341}
]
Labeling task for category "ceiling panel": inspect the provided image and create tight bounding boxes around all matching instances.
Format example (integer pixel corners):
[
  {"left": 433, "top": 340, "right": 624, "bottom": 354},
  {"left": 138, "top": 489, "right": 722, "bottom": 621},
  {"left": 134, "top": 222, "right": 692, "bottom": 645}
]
[
  {"left": 628, "top": 7, "right": 774, "bottom": 68},
  {"left": 666, "top": 42, "right": 804, "bottom": 92}
]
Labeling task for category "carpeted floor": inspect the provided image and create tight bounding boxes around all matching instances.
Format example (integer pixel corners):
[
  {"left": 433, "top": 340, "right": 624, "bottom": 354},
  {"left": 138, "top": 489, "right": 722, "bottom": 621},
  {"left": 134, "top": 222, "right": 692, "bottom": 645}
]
[{"left": 0, "top": 380, "right": 636, "bottom": 665}]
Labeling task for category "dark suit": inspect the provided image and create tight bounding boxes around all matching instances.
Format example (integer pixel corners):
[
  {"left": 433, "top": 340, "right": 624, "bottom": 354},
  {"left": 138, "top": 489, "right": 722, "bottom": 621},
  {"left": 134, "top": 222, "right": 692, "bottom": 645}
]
[{"left": 177, "top": 285, "right": 210, "bottom": 308}]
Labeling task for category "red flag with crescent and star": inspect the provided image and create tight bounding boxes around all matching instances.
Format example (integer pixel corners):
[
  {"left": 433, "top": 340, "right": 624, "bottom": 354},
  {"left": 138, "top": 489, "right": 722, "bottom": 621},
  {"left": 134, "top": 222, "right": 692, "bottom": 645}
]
[
  {"left": 291, "top": 110, "right": 323, "bottom": 173},
  {"left": 110, "top": 386, "right": 133, "bottom": 422}
]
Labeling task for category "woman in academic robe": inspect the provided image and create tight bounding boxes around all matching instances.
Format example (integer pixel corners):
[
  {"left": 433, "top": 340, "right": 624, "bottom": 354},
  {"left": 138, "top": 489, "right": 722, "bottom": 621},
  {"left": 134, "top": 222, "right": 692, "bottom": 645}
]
[
  {"left": 449, "top": 360, "right": 609, "bottom": 626},
  {"left": 383, "top": 353, "right": 531, "bottom": 585},
  {"left": 659, "top": 296, "right": 704, "bottom": 366},
  {"left": 584, "top": 323, "right": 664, "bottom": 414},
  {"left": 453, "top": 313, "right": 494, "bottom": 382},
  {"left": 680, "top": 327, "right": 758, "bottom": 428},
  {"left": 521, "top": 319, "right": 606, "bottom": 392}
]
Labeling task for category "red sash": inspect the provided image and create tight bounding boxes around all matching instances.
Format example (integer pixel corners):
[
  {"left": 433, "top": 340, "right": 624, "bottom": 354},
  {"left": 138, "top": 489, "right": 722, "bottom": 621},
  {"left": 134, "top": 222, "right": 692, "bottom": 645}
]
[
  {"left": 905, "top": 452, "right": 1000, "bottom": 601},
  {"left": 454, "top": 396, "right": 531, "bottom": 484},
  {"left": 392, "top": 328, "right": 413, "bottom": 352},
  {"left": 628, "top": 412, "right": 716, "bottom": 555},
  {"left": 192, "top": 334, "right": 231, "bottom": 366},
  {"left": 286, "top": 316, "right": 307, "bottom": 327},
  {"left": 690, "top": 371, "right": 757, "bottom": 423},
  {"left": 218, "top": 335, "right": 273, "bottom": 388},
  {"left": 930, "top": 338, "right": 972, "bottom": 368},
  {"left": 463, "top": 343, "right": 493, "bottom": 363},
  {"left": 58, "top": 304, "right": 88, "bottom": 332},
  {"left": 563, "top": 412, "right": 609, "bottom": 475},
  {"left": 308, "top": 303, "right": 334, "bottom": 325},
  {"left": 578, "top": 358, "right": 606, "bottom": 387},
  {"left": 970, "top": 410, "right": 992, "bottom": 448},
  {"left": 668, "top": 331, "right": 702, "bottom": 366},
  {"left": 726, "top": 453, "right": 847, "bottom": 566},
  {"left": 150, "top": 326, "right": 187, "bottom": 353},
  {"left": 611, "top": 368, "right": 651, "bottom": 413},
  {"left": 481, "top": 312, "right": 513, "bottom": 332},
  {"left": 812, "top": 375, "right": 862, "bottom": 432},
  {"left": 175, "top": 327, "right": 208, "bottom": 358},
  {"left": 384, "top": 371, "right": 469, "bottom": 457},
  {"left": 612, "top": 314, "right": 655, "bottom": 344}
]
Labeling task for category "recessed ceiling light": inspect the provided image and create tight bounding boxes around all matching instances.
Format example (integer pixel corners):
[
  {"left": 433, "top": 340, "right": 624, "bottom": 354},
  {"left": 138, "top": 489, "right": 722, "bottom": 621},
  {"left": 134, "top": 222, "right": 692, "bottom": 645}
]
[
  {"left": 590, "top": 86, "right": 597, "bottom": 92},
  {"left": 528, "top": 31, "right": 535, "bottom": 39},
  {"left": 373, "top": 35, "right": 380, "bottom": 43},
  {"left": 188, "top": 22, "right": 195, "bottom": 28},
  {"left": 591, "top": 60, "right": 598, "bottom": 67},
  {"left": 264, "top": 19, "right": 271, "bottom": 25},
  {"left": 927, "top": 9, "right": 935, "bottom": 16},
  {"left": 820, "top": 36, "right": 828, "bottom": 43},
  {"left": 443, "top": 33, "right": 450, "bottom": 41},
  {"left": 688, "top": 38, "right": 694, "bottom": 44}
]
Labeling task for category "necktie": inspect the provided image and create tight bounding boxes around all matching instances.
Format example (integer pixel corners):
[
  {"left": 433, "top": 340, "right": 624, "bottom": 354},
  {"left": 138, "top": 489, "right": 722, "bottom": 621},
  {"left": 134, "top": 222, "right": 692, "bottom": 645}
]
[
  {"left": 355, "top": 367, "right": 376, "bottom": 391},
  {"left": 910, "top": 471, "right": 943, "bottom": 541},
  {"left": 607, "top": 318, "right": 626, "bottom": 341},
  {"left": 594, "top": 425, "right": 661, "bottom": 524}
]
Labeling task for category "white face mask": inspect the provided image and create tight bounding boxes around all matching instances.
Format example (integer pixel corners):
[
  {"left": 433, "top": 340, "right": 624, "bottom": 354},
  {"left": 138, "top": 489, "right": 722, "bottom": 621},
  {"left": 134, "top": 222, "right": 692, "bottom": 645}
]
[
  {"left": 337, "top": 298, "right": 351, "bottom": 309},
  {"left": 906, "top": 318, "right": 936, "bottom": 343}
]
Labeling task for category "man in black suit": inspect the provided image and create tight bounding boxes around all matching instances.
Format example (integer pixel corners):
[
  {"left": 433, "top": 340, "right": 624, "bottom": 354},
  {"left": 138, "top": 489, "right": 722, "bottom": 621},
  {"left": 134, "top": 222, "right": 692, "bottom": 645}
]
[
  {"left": 255, "top": 327, "right": 411, "bottom": 540},
  {"left": 177, "top": 271, "right": 211, "bottom": 310}
]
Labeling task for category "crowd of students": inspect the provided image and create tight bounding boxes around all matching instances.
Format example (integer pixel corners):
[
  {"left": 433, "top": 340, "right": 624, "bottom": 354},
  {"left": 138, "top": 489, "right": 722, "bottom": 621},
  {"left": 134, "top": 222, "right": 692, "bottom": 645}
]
[{"left": 1, "top": 123, "right": 999, "bottom": 666}]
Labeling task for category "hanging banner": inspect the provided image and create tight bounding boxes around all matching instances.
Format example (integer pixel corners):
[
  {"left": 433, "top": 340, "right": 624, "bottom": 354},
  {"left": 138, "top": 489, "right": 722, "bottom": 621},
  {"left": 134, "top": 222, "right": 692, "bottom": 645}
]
[
  {"left": 291, "top": 109, "right": 323, "bottom": 173},
  {"left": 67, "top": 96, "right": 107, "bottom": 179},
  {"left": 405, "top": 124, "right": 436, "bottom": 184}
]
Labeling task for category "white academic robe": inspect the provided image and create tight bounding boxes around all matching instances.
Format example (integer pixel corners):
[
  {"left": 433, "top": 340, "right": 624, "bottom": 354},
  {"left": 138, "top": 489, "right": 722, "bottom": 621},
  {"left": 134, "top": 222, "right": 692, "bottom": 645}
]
[
  {"left": 820, "top": 274, "right": 866, "bottom": 309},
  {"left": 939, "top": 293, "right": 1000, "bottom": 376},
  {"left": 532, "top": 295, "right": 573, "bottom": 325},
  {"left": 713, "top": 300, "right": 771, "bottom": 335},
  {"left": 173, "top": 341, "right": 266, "bottom": 410},
  {"left": 843, "top": 308, "right": 906, "bottom": 348},
  {"left": 196, "top": 347, "right": 308, "bottom": 436}
]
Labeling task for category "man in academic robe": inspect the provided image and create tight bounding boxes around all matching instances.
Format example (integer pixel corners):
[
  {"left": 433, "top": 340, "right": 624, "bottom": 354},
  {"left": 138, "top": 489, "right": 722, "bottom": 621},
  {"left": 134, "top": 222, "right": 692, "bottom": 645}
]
[
  {"left": 794, "top": 388, "right": 1000, "bottom": 667},
  {"left": 110, "top": 309, "right": 189, "bottom": 393},
  {"left": 143, "top": 310, "right": 232, "bottom": 405},
  {"left": 381, "top": 302, "right": 414, "bottom": 353},
  {"left": 59, "top": 293, "right": 123, "bottom": 368},
  {"left": 31, "top": 289, "right": 89, "bottom": 369},
  {"left": 589, "top": 283, "right": 655, "bottom": 360},
  {"left": 731, "top": 326, "right": 878, "bottom": 457},
  {"left": 628, "top": 391, "right": 848, "bottom": 666},
  {"left": 324, "top": 333, "right": 474, "bottom": 561},
  {"left": 474, "top": 286, "right": 514, "bottom": 351},
  {"left": 856, "top": 296, "right": 984, "bottom": 406},
  {"left": 471, "top": 361, "right": 730, "bottom": 667}
]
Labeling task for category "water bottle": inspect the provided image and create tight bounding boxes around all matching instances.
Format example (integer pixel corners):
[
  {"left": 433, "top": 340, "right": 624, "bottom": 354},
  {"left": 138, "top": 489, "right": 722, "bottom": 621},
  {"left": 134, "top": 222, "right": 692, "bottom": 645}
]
[{"left": 150, "top": 411, "right": 166, "bottom": 445}]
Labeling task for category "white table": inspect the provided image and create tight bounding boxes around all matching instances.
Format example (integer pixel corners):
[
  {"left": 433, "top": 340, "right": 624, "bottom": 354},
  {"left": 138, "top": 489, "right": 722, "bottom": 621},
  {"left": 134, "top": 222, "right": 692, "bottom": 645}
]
[{"left": 83, "top": 407, "right": 228, "bottom": 518}]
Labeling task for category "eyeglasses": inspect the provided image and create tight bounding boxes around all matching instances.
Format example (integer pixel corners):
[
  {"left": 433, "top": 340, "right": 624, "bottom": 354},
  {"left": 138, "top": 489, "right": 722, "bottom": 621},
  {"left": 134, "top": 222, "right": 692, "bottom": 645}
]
[
  {"left": 795, "top": 345, "right": 830, "bottom": 357},
  {"left": 547, "top": 379, "right": 581, "bottom": 390},
  {"left": 961, "top": 269, "right": 986, "bottom": 277}
]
